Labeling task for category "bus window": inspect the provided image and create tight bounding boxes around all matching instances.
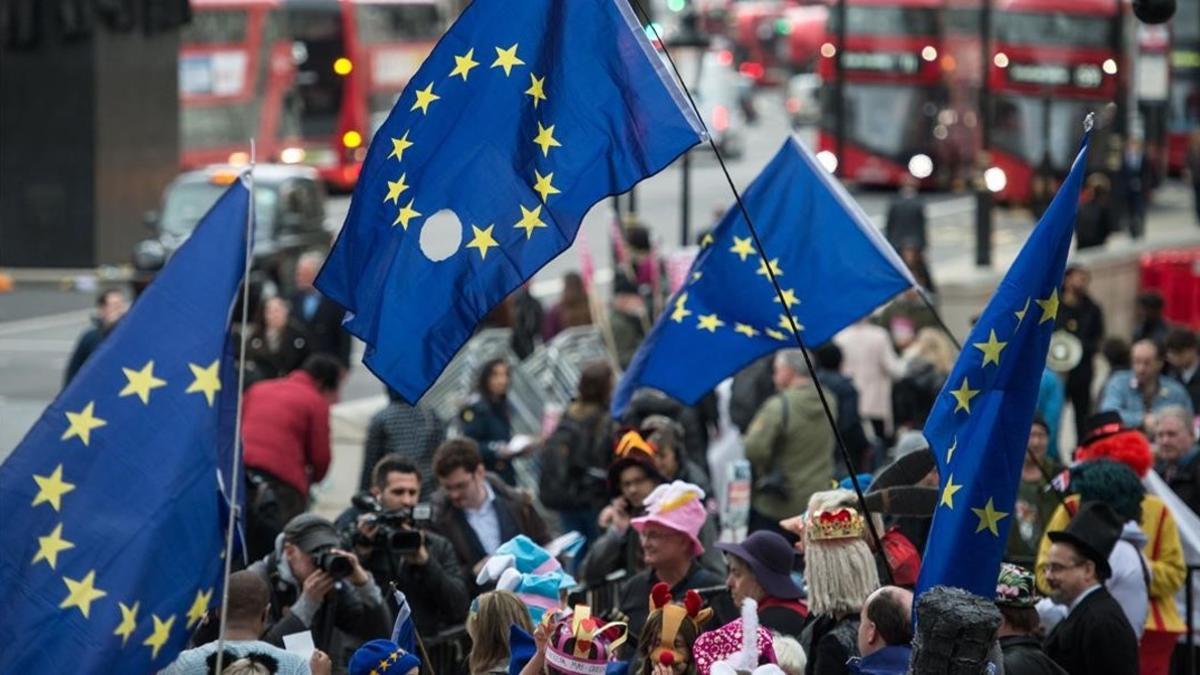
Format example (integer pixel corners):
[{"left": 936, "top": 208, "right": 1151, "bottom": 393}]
[
  {"left": 278, "top": 5, "right": 345, "bottom": 139},
  {"left": 828, "top": 6, "right": 939, "bottom": 37},
  {"left": 355, "top": 3, "right": 443, "bottom": 43},
  {"left": 824, "top": 82, "right": 940, "bottom": 161},
  {"left": 993, "top": 12, "right": 1114, "bottom": 48},
  {"left": 182, "top": 9, "right": 248, "bottom": 44}
]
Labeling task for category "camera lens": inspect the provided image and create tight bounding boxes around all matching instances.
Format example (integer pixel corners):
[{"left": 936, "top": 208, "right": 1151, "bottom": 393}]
[{"left": 317, "top": 550, "right": 352, "bottom": 579}]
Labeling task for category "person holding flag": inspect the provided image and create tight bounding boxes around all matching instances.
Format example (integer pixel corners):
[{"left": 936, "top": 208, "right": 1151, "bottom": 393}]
[{"left": 0, "top": 177, "right": 252, "bottom": 671}]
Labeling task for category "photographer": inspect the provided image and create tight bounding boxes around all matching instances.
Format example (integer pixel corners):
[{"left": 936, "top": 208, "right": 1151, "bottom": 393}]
[
  {"left": 335, "top": 455, "right": 469, "bottom": 636},
  {"left": 249, "top": 514, "right": 391, "bottom": 673}
]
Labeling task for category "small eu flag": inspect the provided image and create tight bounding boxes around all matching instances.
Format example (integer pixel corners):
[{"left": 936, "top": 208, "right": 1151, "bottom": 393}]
[
  {"left": 0, "top": 180, "right": 248, "bottom": 670},
  {"left": 316, "top": 0, "right": 706, "bottom": 402},
  {"left": 612, "top": 137, "right": 915, "bottom": 415},
  {"left": 916, "top": 129, "right": 1091, "bottom": 600}
]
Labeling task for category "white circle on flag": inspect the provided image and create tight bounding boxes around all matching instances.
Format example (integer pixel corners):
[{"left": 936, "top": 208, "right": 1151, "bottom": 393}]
[{"left": 419, "top": 209, "right": 463, "bottom": 262}]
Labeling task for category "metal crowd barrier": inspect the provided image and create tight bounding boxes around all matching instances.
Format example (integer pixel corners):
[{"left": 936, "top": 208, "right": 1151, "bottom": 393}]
[{"left": 419, "top": 624, "right": 471, "bottom": 675}]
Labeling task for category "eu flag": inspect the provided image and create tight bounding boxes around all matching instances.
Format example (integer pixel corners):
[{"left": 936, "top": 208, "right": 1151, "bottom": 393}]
[
  {"left": 0, "top": 180, "right": 248, "bottom": 670},
  {"left": 612, "top": 137, "right": 915, "bottom": 415},
  {"left": 316, "top": 0, "right": 705, "bottom": 402},
  {"left": 917, "top": 130, "right": 1091, "bottom": 600}
]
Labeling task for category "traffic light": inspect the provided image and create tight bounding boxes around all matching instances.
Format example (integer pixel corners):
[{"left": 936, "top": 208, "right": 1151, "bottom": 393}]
[{"left": 1133, "top": 0, "right": 1176, "bottom": 24}]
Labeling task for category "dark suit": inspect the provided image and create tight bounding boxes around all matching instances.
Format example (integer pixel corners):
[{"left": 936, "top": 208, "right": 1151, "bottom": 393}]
[
  {"left": 1044, "top": 586, "right": 1138, "bottom": 675},
  {"left": 291, "top": 290, "right": 352, "bottom": 367},
  {"left": 884, "top": 194, "right": 927, "bottom": 252},
  {"left": 1169, "top": 365, "right": 1200, "bottom": 414}
]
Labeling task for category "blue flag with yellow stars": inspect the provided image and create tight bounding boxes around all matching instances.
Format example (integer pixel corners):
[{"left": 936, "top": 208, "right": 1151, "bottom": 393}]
[
  {"left": 0, "top": 179, "right": 248, "bottom": 670},
  {"left": 315, "top": 0, "right": 706, "bottom": 402},
  {"left": 612, "top": 136, "right": 916, "bottom": 415},
  {"left": 917, "top": 130, "right": 1091, "bottom": 600}
]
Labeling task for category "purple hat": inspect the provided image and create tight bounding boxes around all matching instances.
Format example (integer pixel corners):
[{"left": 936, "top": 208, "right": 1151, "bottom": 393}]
[{"left": 716, "top": 531, "right": 801, "bottom": 600}]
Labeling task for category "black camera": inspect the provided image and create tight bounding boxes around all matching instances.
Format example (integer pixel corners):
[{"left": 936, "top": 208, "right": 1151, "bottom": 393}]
[
  {"left": 351, "top": 494, "right": 432, "bottom": 554},
  {"left": 313, "top": 548, "right": 353, "bottom": 580}
]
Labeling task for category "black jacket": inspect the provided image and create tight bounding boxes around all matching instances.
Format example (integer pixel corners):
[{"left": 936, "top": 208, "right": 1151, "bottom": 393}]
[
  {"left": 816, "top": 368, "right": 870, "bottom": 474},
  {"left": 460, "top": 397, "right": 516, "bottom": 484},
  {"left": 429, "top": 473, "right": 550, "bottom": 588},
  {"left": 1043, "top": 587, "right": 1139, "bottom": 675},
  {"left": 249, "top": 552, "right": 392, "bottom": 675},
  {"left": 1001, "top": 635, "right": 1067, "bottom": 675},
  {"left": 1169, "top": 365, "right": 1200, "bottom": 413},
  {"left": 334, "top": 506, "right": 469, "bottom": 637},
  {"left": 1157, "top": 450, "right": 1200, "bottom": 516},
  {"left": 884, "top": 194, "right": 927, "bottom": 252},
  {"left": 291, "top": 290, "right": 352, "bottom": 367},
  {"left": 617, "top": 563, "right": 728, "bottom": 644}
]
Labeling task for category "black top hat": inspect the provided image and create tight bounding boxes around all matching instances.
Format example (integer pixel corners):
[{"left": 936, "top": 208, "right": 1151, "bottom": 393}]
[
  {"left": 1079, "top": 411, "right": 1130, "bottom": 448},
  {"left": 1047, "top": 501, "right": 1123, "bottom": 579}
]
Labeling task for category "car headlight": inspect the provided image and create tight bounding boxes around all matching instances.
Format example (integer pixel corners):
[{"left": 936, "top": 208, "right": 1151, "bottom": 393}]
[
  {"left": 816, "top": 150, "right": 838, "bottom": 174},
  {"left": 984, "top": 167, "right": 1008, "bottom": 193},
  {"left": 908, "top": 154, "right": 934, "bottom": 179}
]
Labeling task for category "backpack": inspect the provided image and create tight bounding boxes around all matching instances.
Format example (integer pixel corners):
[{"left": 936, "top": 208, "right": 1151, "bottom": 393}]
[{"left": 539, "top": 410, "right": 609, "bottom": 510}]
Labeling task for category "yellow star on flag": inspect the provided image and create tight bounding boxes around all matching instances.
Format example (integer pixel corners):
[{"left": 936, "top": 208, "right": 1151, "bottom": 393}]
[
  {"left": 950, "top": 378, "right": 980, "bottom": 414},
  {"left": 972, "top": 497, "right": 1009, "bottom": 536},
  {"left": 700, "top": 233, "right": 715, "bottom": 248},
  {"left": 972, "top": 329, "right": 1008, "bottom": 367},
  {"left": 729, "top": 236, "right": 756, "bottom": 261},
  {"left": 387, "top": 131, "right": 413, "bottom": 162},
  {"left": 756, "top": 257, "right": 783, "bottom": 278},
  {"left": 773, "top": 288, "right": 800, "bottom": 309},
  {"left": 62, "top": 401, "right": 106, "bottom": 446},
  {"left": 533, "top": 170, "right": 560, "bottom": 202},
  {"left": 670, "top": 293, "right": 692, "bottom": 324},
  {"left": 186, "top": 588, "right": 213, "bottom": 629},
  {"left": 697, "top": 314, "right": 725, "bottom": 333},
  {"left": 186, "top": 360, "right": 222, "bottom": 407},
  {"left": 120, "top": 361, "right": 167, "bottom": 405},
  {"left": 466, "top": 224, "right": 500, "bottom": 260},
  {"left": 410, "top": 83, "right": 440, "bottom": 114},
  {"left": 946, "top": 436, "right": 958, "bottom": 463},
  {"left": 1036, "top": 288, "right": 1060, "bottom": 324},
  {"left": 940, "top": 474, "right": 962, "bottom": 509},
  {"left": 393, "top": 199, "right": 421, "bottom": 230},
  {"left": 60, "top": 570, "right": 107, "bottom": 619},
  {"left": 734, "top": 323, "right": 759, "bottom": 338},
  {"left": 525, "top": 73, "right": 547, "bottom": 108},
  {"left": 143, "top": 613, "right": 176, "bottom": 659},
  {"left": 114, "top": 601, "right": 140, "bottom": 647},
  {"left": 32, "top": 522, "right": 75, "bottom": 569},
  {"left": 449, "top": 48, "right": 479, "bottom": 81},
  {"left": 32, "top": 464, "right": 75, "bottom": 512},
  {"left": 1014, "top": 297, "right": 1031, "bottom": 327},
  {"left": 532, "top": 122, "right": 561, "bottom": 157},
  {"left": 491, "top": 44, "right": 525, "bottom": 76},
  {"left": 765, "top": 328, "right": 787, "bottom": 341},
  {"left": 514, "top": 204, "right": 546, "bottom": 239},
  {"left": 384, "top": 173, "right": 409, "bottom": 205},
  {"left": 691, "top": 271, "right": 703, "bottom": 282},
  {"left": 778, "top": 314, "right": 804, "bottom": 333}
]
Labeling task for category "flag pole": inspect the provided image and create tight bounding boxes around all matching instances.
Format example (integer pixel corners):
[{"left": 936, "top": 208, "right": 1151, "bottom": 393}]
[
  {"left": 214, "top": 139, "right": 257, "bottom": 674},
  {"left": 634, "top": 1, "right": 891, "bottom": 582}
]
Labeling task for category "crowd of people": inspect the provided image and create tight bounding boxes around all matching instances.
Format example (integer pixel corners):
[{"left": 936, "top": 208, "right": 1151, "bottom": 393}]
[{"left": 61, "top": 236, "right": 1200, "bottom": 675}]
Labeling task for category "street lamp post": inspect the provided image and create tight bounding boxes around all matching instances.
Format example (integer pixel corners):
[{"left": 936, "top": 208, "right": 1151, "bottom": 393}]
[
  {"left": 834, "top": 0, "right": 847, "bottom": 178},
  {"left": 975, "top": 0, "right": 993, "bottom": 267}
]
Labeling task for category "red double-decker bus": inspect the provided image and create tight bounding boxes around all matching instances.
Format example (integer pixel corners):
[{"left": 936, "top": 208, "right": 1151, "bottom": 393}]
[
  {"left": 985, "top": 0, "right": 1121, "bottom": 203},
  {"left": 180, "top": 0, "right": 445, "bottom": 191},
  {"left": 816, "top": 0, "right": 948, "bottom": 187}
]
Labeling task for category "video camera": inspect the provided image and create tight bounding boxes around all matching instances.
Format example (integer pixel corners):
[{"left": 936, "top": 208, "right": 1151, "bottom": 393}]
[
  {"left": 313, "top": 548, "right": 354, "bottom": 580},
  {"left": 351, "top": 493, "right": 432, "bottom": 554}
]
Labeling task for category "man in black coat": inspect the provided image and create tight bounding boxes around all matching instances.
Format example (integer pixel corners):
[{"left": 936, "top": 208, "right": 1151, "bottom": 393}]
[
  {"left": 994, "top": 563, "right": 1067, "bottom": 675},
  {"left": 1042, "top": 502, "right": 1139, "bottom": 675},
  {"left": 291, "top": 252, "right": 352, "bottom": 368},
  {"left": 1166, "top": 327, "right": 1200, "bottom": 413},
  {"left": 1057, "top": 265, "right": 1105, "bottom": 443},
  {"left": 884, "top": 176, "right": 927, "bottom": 253}
]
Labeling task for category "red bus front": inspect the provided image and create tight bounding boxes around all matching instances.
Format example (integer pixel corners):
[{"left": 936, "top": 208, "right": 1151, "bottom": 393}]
[
  {"left": 816, "top": 0, "right": 948, "bottom": 187},
  {"left": 1168, "top": 0, "right": 1200, "bottom": 174},
  {"left": 987, "top": 0, "right": 1121, "bottom": 203}
]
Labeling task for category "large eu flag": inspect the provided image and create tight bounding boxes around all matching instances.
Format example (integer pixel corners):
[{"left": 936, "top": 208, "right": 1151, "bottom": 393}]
[
  {"left": 316, "top": 0, "right": 706, "bottom": 402},
  {"left": 612, "top": 137, "right": 915, "bottom": 415},
  {"left": 0, "top": 180, "right": 248, "bottom": 670},
  {"left": 917, "top": 130, "right": 1091, "bottom": 600}
]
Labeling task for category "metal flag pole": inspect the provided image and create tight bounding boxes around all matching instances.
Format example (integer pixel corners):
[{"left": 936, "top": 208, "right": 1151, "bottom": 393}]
[
  {"left": 214, "top": 138, "right": 257, "bottom": 675},
  {"left": 632, "top": 0, "right": 892, "bottom": 582}
]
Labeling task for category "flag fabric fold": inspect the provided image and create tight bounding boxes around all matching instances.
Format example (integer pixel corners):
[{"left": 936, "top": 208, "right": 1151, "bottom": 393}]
[
  {"left": 317, "top": 0, "right": 705, "bottom": 402},
  {"left": 612, "top": 136, "right": 915, "bottom": 415},
  {"left": 0, "top": 180, "right": 249, "bottom": 671},
  {"left": 916, "top": 130, "right": 1091, "bottom": 600}
]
